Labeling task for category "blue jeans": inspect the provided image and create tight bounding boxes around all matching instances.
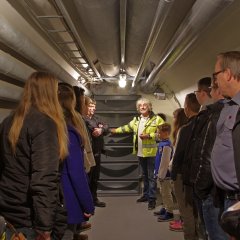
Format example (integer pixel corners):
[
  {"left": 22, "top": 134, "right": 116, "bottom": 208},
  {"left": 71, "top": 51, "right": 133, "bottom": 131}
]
[
  {"left": 6, "top": 227, "right": 36, "bottom": 240},
  {"left": 202, "top": 194, "right": 228, "bottom": 240},
  {"left": 139, "top": 156, "right": 157, "bottom": 201},
  {"left": 223, "top": 197, "right": 238, "bottom": 211}
]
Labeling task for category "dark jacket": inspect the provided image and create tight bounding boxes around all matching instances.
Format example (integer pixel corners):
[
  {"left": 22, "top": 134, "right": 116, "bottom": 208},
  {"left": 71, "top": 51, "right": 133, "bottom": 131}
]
[
  {"left": 0, "top": 108, "right": 65, "bottom": 232},
  {"left": 182, "top": 105, "right": 217, "bottom": 187},
  {"left": 171, "top": 116, "right": 196, "bottom": 181},
  {"left": 194, "top": 102, "right": 224, "bottom": 200},
  {"left": 61, "top": 125, "right": 94, "bottom": 224},
  {"left": 83, "top": 115, "right": 109, "bottom": 155}
]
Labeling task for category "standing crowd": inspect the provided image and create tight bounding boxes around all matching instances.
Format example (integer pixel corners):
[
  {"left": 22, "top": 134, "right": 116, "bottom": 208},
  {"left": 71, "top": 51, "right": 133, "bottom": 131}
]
[
  {"left": 0, "top": 51, "right": 240, "bottom": 240},
  {"left": 111, "top": 51, "right": 240, "bottom": 240},
  {"left": 0, "top": 73, "right": 108, "bottom": 240}
]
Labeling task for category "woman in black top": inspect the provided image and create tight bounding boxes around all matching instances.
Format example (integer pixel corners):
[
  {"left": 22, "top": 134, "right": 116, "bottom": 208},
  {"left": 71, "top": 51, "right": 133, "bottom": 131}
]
[{"left": 0, "top": 72, "right": 68, "bottom": 240}]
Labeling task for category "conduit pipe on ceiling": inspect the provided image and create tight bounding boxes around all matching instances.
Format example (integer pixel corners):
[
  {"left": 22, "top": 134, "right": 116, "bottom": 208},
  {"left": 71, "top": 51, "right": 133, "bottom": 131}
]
[
  {"left": 0, "top": 50, "right": 35, "bottom": 82},
  {"left": 125, "top": 0, "right": 159, "bottom": 77},
  {"left": 131, "top": 0, "right": 174, "bottom": 88},
  {"left": 140, "top": 0, "right": 234, "bottom": 92},
  {"left": 120, "top": 0, "right": 127, "bottom": 66},
  {"left": 0, "top": 16, "right": 77, "bottom": 86}
]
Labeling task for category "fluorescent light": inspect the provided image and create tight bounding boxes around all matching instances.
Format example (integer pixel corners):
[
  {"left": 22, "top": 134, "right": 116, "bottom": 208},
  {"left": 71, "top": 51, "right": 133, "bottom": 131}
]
[
  {"left": 119, "top": 74, "right": 127, "bottom": 88},
  {"left": 82, "top": 63, "right": 89, "bottom": 68}
]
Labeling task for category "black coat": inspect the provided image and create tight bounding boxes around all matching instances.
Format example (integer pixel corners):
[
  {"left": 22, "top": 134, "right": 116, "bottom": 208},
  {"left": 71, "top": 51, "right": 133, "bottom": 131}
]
[
  {"left": 182, "top": 103, "right": 221, "bottom": 187},
  {"left": 171, "top": 116, "right": 197, "bottom": 181},
  {"left": 194, "top": 102, "right": 224, "bottom": 199},
  {"left": 0, "top": 108, "right": 66, "bottom": 232},
  {"left": 83, "top": 115, "right": 109, "bottom": 155}
]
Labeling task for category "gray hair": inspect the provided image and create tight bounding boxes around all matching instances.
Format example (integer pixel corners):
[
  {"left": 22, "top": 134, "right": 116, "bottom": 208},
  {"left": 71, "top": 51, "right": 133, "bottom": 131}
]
[
  {"left": 136, "top": 98, "right": 152, "bottom": 112},
  {"left": 218, "top": 51, "right": 240, "bottom": 81}
]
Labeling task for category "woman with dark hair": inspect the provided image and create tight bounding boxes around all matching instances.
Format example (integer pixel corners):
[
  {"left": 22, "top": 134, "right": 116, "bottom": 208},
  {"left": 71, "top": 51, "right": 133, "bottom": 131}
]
[
  {"left": 58, "top": 84, "right": 94, "bottom": 240},
  {"left": 0, "top": 71, "right": 68, "bottom": 240},
  {"left": 72, "top": 86, "right": 95, "bottom": 173},
  {"left": 172, "top": 108, "right": 188, "bottom": 146}
]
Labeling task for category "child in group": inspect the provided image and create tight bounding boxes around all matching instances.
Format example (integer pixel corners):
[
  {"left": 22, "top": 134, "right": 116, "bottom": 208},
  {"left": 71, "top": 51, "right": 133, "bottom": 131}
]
[{"left": 154, "top": 123, "right": 174, "bottom": 222}]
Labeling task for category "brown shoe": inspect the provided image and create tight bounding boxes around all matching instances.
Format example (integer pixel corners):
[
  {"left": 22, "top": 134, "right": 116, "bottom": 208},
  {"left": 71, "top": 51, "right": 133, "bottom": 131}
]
[
  {"left": 73, "top": 233, "right": 88, "bottom": 240},
  {"left": 80, "top": 222, "right": 91, "bottom": 232}
]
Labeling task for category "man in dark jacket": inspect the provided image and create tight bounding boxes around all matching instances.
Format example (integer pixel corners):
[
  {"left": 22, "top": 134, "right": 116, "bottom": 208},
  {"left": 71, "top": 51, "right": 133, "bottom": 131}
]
[
  {"left": 193, "top": 79, "right": 228, "bottom": 240},
  {"left": 84, "top": 98, "right": 109, "bottom": 208},
  {"left": 181, "top": 77, "right": 214, "bottom": 240}
]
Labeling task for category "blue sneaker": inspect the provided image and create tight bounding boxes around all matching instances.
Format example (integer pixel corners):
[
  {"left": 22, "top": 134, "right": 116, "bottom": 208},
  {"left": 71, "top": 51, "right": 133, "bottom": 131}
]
[
  {"left": 153, "top": 207, "right": 166, "bottom": 216},
  {"left": 157, "top": 212, "right": 174, "bottom": 222}
]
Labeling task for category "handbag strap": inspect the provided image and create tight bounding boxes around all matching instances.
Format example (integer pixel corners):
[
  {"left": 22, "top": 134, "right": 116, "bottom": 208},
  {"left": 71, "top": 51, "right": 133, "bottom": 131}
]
[{"left": 5, "top": 221, "right": 26, "bottom": 240}]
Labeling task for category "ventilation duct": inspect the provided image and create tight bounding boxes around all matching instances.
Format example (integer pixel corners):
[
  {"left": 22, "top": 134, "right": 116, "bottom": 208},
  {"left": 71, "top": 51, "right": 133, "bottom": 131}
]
[
  {"left": 140, "top": 0, "right": 234, "bottom": 92},
  {"left": 0, "top": 16, "right": 77, "bottom": 86},
  {"left": 0, "top": 80, "right": 23, "bottom": 101},
  {"left": 131, "top": 0, "right": 174, "bottom": 87},
  {"left": 0, "top": 50, "right": 35, "bottom": 82}
]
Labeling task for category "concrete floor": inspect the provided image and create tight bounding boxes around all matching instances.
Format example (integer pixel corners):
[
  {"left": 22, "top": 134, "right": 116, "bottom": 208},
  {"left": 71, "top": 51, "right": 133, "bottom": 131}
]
[{"left": 82, "top": 196, "right": 184, "bottom": 240}]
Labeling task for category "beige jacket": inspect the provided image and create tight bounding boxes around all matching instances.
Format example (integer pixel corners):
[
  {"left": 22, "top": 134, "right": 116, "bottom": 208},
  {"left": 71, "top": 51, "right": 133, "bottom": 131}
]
[{"left": 80, "top": 117, "right": 96, "bottom": 172}]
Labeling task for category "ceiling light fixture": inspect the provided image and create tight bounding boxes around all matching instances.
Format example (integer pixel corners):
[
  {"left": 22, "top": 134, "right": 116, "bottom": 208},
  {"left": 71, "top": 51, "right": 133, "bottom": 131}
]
[{"left": 119, "top": 73, "right": 127, "bottom": 88}]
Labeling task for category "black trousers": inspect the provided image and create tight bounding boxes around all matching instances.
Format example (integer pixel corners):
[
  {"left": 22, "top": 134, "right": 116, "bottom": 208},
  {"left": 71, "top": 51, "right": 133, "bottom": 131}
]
[{"left": 88, "top": 154, "right": 101, "bottom": 202}]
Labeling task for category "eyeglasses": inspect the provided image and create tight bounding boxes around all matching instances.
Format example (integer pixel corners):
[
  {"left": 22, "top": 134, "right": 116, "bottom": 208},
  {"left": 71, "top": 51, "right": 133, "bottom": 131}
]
[{"left": 212, "top": 70, "right": 224, "bottom": 80}]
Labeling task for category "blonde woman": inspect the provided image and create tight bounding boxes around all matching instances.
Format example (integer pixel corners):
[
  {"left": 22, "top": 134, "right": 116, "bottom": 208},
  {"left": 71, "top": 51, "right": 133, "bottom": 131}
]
[{"left": 0, "top": 72, "right": 68, "bottom": 240}]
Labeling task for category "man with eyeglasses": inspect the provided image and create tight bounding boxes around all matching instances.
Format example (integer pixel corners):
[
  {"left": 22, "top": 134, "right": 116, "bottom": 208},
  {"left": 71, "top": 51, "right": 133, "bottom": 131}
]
[
  {"left": 182, "top": 77, "right": 214, "bottom": 240},
  {"left": 210, "top": 51, "right": 240, "bottom": 239},
  {"left": 193, "top": 78, "right": 228, "bottom": 240}
]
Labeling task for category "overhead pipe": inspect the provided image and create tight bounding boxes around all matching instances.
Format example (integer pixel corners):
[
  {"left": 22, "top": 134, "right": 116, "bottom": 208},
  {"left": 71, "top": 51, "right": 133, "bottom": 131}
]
[
  {"left": 0, "top": 52, "right": 31, "bottom": 100},
  {"left": 131, "top": 0, "right": 174, "bottom": 88},
  {"left": 120, "top": 0, "right": 127, "bottom": 67},
  {"left": 0, "top": 80, "right": 23, "bottom": 101},
  {"left": 141, "top": 0, "right": 234, "bottom": 92},
  {"left": 0, "top": 50, "right": 35, "bottom": 83},
  {"left": 0, "top": 15, "right": 78, "bottom": 86},
  {"left": 72, "top": 0, "right": 120, "bottom": 77},
  {"left": 125, "top": 0, "right": 160, "bottom": 77}
]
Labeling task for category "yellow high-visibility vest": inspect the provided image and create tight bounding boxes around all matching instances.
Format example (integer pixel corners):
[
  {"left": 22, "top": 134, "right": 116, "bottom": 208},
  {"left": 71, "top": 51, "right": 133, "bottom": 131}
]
[{"left": 115, "top": 114, "right": 164, "bottom": 157}]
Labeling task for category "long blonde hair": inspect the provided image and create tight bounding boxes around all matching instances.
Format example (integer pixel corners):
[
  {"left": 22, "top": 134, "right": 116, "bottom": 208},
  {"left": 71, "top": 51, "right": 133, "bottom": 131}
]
[
  {"left": 58, "top": 83, "right": 86, "bottom": 146},
  {"left": 8, "top": 71, "right": 68, "bottom": 160}
]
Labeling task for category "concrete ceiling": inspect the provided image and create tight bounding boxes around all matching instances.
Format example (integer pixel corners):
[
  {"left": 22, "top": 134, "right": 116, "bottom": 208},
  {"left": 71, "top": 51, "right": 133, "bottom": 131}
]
[{"left": 1, "top": 0, "right": 240, "bottom": 107}]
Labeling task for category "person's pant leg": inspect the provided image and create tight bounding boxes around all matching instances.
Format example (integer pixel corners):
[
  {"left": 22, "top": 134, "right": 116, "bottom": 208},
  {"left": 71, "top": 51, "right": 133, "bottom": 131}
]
[
  {"left": 202, "top": 194, "right": 228, "bottom": 240},
  {"left": 139, "top": 157, "right": 149, "bottom": 199},
  {"left": 160, "top": 179, "right": 174, "bottom": 213},
  {"left": 174, "top": 174, "right": 198, "bottom": 240},
  {"left": 147, "top": 157, "right": 157, "bottom": 200},
  {"left": 89, "top": 154, "right": 101, "bottom": 201},
  {"left": 194, "top": 194, "right": 208, "bottom": 240}
]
